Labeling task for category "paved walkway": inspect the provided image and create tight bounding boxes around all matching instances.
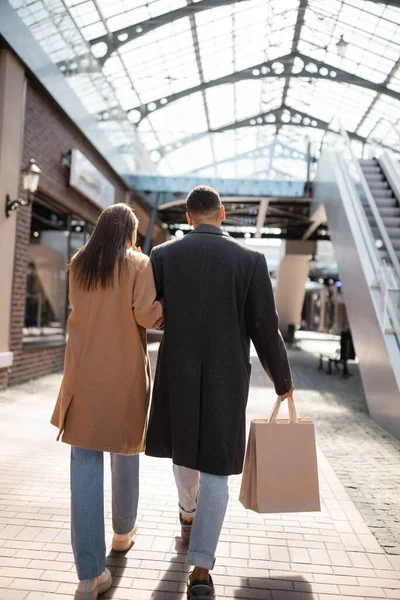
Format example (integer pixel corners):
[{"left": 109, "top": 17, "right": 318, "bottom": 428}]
[
  {"left": 0, "top": 341, "right": 399, "bottom": 599},
  {"left": 291, "top": 337, "right": 400, "bottom": 556}
]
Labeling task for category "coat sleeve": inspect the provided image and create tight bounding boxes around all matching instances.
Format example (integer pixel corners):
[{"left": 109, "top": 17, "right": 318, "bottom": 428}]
[
  {"left": 150, "top": 246, "right": 163, "bottom": 300},
  {"left": 132, "top": 256, "right": 164, "bottom": 330},
  {"left": 244, "top": 253, "right": 292, "bottom": 396}
]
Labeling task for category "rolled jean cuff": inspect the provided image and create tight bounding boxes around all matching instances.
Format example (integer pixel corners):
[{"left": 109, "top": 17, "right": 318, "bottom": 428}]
[
  {"left": 179, "top": 504, "right": 196, "bottom": 520},
  {"left": 188, "top": 551, "right": 216, "bottom": 570}
]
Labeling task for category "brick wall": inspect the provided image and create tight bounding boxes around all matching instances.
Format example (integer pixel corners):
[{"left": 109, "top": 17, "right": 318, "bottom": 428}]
[
  {"left": 23, "top": 81, "right": 127, "bottom": 219},
  {"left": 8, "top": 346, "right": 65, "bottom": 387},
  {"left": 8, "top": 79, "right": 129, "bottom": 387},
  {"left": 0, "top": 368, "right": 8, "bottom": 391}
]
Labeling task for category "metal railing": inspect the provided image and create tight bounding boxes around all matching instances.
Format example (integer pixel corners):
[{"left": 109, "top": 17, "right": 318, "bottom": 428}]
[
  {"left": 321, "top": 118, "right": 400, "bottom": 336},
  {"left": 379, "top": 151, "right": 400, "bottom": 206}
]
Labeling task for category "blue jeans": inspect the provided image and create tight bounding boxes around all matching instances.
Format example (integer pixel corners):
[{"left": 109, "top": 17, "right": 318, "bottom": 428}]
[
  {"left": 173, "top": 464, "right": 229, "bottom": 570},
  {"left": 70, "top": 447, "right": 139, "bottom": 580}
]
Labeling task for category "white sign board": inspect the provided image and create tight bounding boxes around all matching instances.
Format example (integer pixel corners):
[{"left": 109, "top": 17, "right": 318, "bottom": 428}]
[{"left": 69, "top": 149, "right": 115, "bottom": 209}]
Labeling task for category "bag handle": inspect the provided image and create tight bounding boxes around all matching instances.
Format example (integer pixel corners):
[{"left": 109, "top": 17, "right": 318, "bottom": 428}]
[{"left": 268, "top": 395, "right": 298, "bottom": 424}]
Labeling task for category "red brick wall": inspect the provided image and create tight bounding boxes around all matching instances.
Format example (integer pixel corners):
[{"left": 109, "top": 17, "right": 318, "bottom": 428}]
[
  {"left": 23, "top": 81, "right": 127, "bottom": 220},
  {"left": 0, "top": 368, "right": 8, "bottom": 392},
  {"left": 8, "top": 346, "right": 65, "bottom": 387},
  {"left": 8, "top": 79, "right": 128, "bottom": 387}
]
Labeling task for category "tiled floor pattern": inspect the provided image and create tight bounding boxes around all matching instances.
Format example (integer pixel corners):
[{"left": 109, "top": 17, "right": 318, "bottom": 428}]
[
  {"left": 288, "top": 338, "right": 400, "bottom": 555},
  {"left": 0, "top": 353, "right": 399, "bottom": 599}
]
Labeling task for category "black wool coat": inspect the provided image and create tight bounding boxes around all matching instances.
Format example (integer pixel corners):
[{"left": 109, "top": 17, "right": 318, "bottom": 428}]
[{"left": 146, "top": 224, "right": 292, "bottom": 476}]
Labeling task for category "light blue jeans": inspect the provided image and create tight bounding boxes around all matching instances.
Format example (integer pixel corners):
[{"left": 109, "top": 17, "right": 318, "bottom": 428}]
[
  {"left": 70, "top": 447, "right": 139, "bottom": 580},
  {"left": 173, "top": 464, "right": 229, "bottom": 570}
]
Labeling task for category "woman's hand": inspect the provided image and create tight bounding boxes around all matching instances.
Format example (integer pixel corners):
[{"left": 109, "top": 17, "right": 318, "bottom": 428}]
[{"left": 279, "top": 386, "right": 294, "bottom": 402}]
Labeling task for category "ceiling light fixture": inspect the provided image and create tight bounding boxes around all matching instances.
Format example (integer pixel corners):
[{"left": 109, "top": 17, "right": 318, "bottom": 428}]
[{"left": 336, "top": 35, "right": 348, "bottom": 59}]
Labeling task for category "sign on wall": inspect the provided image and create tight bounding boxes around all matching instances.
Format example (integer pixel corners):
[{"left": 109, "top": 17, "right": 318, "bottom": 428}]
[{"left": 69, "top": 149, "right": 115, "bottom": 209}]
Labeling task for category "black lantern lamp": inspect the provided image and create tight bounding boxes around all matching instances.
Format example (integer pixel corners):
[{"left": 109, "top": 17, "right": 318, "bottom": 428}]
[{"left": 5, "top": 158, "right": 42, "bottom": 218}]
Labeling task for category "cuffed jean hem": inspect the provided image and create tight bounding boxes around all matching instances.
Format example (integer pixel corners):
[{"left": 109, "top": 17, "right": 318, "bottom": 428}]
[
  {"left": 188, "top": 551, "right": 216, "bottom": 571},
  {"left": 179, "top": 504, "right": 196, "bottom": 520}
]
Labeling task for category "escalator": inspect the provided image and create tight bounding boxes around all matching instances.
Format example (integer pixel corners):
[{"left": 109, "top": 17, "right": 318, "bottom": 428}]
[{"left": 313, "top": 124, "right": 400, "bottom": 440}]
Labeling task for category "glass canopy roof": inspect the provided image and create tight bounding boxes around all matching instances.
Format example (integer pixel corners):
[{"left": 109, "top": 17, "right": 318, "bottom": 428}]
[{"left": 9, "top": 0, "right": 400, "bottom": 179}]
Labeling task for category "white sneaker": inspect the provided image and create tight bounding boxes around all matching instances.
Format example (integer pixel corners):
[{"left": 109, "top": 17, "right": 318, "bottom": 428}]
[
  {"left": 111, "top": 525, "right": 138, "bottom": 552},
  {"left": 74, "top": 568, "right": 112, "bottom": 600}
]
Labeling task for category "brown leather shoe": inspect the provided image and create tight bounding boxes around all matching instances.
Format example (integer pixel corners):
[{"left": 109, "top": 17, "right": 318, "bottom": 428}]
[{"left": 179, "top": 512, "right": 193, "bottom": 542}]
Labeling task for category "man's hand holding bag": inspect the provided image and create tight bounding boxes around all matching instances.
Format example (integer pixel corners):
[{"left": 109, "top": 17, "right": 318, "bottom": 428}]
[{"left": 239, "top": 394, "right": 320, "bottom": 514}]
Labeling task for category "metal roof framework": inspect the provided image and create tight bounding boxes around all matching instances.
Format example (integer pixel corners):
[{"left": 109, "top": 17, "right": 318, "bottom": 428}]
[{"left": 9, "top": 0, "right": 400, "bottom": 180}]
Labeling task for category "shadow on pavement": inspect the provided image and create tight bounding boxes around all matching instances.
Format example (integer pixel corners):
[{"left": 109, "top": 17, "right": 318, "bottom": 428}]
[
  {"left": 232, "top": 575, "right": 316, "bottom": 599},
  {"left": 152, "top": 537, "right": 188, "bottom": 599},
  {"left": 104, "top": 548, "right": 130, "bottom": 598}
]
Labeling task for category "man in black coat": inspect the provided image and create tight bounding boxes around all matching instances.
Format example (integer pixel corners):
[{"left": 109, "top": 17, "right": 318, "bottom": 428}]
[{"left": 146, "top": 186, "right": 293, "bottom": 598}]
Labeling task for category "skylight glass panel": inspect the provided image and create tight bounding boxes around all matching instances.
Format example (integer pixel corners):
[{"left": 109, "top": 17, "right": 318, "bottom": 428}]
[
  {"left": 158, "top": 137, "right": 214, "bottom": 174},
  {"left": 287, "top": 78, "right": 375, "bottom": 133},
  {"left": 140, "top": 93, "right": 208, "bottom": 147},
  {"left": 10, "top": 0, "right": 400, "bottom": 176},
  {"left": 357, "top": 95, "right": 400, "bottom": 140},
  {"left": 116, "top": 22, "right": 198, "bottom": 104}
]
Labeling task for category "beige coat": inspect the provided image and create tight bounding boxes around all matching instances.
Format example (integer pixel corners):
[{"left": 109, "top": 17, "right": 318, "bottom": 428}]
[{"left": 51, "top": 250, "right": 163, "bottom": 455}]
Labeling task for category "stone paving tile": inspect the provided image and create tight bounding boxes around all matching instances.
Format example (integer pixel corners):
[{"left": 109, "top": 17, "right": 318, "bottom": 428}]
[
  {"left": 0, "top": 346, "right": 399, "bottom": 599},
  {"left": 291, "top": 339, "right": 400, "bottom": 556}
]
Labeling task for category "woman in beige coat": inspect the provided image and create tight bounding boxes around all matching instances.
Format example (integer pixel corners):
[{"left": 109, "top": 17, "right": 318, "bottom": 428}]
[{"left": 51, "top": 203, "right": 163, "bottom": 600}]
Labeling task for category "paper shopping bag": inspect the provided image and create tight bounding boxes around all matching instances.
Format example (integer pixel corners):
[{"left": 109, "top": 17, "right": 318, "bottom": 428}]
[{"left": 239, "top": 396, "right": 320, "bottom": 513}]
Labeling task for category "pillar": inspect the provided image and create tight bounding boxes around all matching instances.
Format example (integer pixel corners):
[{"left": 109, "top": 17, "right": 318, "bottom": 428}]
[
  {"left": 0, "top": 50, "right": 26, "bottom": 373},
  {"left": 275, "top": 240, "right": 316, "bottom": 339}
]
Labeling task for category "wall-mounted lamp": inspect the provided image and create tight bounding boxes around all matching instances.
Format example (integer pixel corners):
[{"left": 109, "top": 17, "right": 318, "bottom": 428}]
[
  {"left": 309, "top": 255, "right": 318, "bottom": 271},
  {"left": 5, "top": 158, "right": 42, "bottom": 218}
]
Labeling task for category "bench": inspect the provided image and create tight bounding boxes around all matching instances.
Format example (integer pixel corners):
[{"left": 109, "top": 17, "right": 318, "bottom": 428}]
[{"left": 318, "top": 348, "right": 352, "bottom": 377}]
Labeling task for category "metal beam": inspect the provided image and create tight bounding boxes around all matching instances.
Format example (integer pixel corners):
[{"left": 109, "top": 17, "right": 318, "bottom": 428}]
[
  {"left": 249, "top": 167, "right": 297, "bottom": 179},
  {"left": 86, "top": 0, "right": 248, "bottom": 65},
  {"left": 0, "top": 1, "right": 156, "bottom": 183},
  {"left": 183, "top": 141, "right": 307, "bottom": 174},
  {"left": 302, "top": 205, "right": 326, "bottom": 240},
  {"left": 97, "top": 51, "right": 400, "bottom": 123},
  {"left": 187, "top": 0, "right": 218, "bottom": 174},
  {"left": 356, "top": 56, "right": 400, "bottom": 133},
  {"left": 276, "top": 0, "right": 308, "bottom": 140},
  {"left": 127, "top": 174, "right": 305, "bottom": 200},
  {"left": 154, "top": 105, "right": 367, "bottom": 156}
]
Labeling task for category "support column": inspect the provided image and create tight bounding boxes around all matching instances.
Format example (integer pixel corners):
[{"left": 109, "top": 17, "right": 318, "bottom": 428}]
[
  {"left": 275, "top": 240, "right": 316, "bottom": 339},
  {"left": 254, "top": 198, "right": 269, "bottom": 239},
  {"left": 142, "top": 193, "right": 161, "bottom": 255},
  {"left": 0, "top": 50, "right": 26, "bottom": 376}
]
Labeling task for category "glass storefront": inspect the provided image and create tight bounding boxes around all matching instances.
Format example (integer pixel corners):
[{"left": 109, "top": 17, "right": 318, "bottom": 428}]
[{"left": 23, "top": 195, "right": 93, "bottom": 346}]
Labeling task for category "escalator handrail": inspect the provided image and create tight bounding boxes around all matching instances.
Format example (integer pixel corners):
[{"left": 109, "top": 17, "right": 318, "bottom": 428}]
[
  {"left": 335, "top": 154, "right": 382, "bottom": 275},
  {"left": 338, "top": 123, "right": 400, "bottom": 281},
  {"left": 379, "top": 151, "right": 400, "bottom": 207}
]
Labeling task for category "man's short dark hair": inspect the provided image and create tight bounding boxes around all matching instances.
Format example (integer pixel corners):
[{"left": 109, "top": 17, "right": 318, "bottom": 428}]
[{"left": 186, "top": 186, "right": 222, "bottom": 216}]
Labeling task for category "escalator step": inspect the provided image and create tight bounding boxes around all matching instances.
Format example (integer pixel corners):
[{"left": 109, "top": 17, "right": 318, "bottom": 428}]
[
  {"left": 364, "top": 198, "right": 397, "bottom": 207},
  {"left": 360, "top": 159, "right": 378, "bottom": 166},
  {"left": 372, "top": 227, "right": 400, "bottom": 238},
  {"left": 366, "top": 207, "right": 400, "bottom": 217},
  {"left": 364, "top": 175, "right": 385, "bottom": 183},
  {"left": 368, "top": 183, "right": 390, "bottom": 191}
]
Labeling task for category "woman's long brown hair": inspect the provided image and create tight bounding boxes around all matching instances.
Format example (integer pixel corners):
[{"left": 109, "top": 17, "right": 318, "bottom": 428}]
[{"left": 70, "top": 203, "right": 139, "bottom": 291}]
